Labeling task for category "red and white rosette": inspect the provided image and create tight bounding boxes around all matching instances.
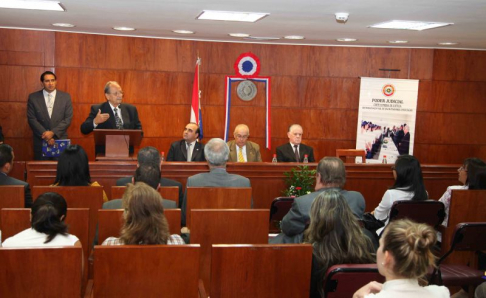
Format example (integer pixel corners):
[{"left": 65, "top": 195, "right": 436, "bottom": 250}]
[{"left": 234, "top": 52, "right": 261, "bottom": 78}]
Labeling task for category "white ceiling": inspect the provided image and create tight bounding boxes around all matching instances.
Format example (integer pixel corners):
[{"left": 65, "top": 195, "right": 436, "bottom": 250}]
[{"left": 1, "top": 0, "right": 486, "bottom": 50}]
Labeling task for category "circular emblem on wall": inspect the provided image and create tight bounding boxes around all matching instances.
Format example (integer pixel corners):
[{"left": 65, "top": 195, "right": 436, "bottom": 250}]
[
  {"left": 382, "top": 84, "right": 395, "bottom": 97},
  {"left": 234, "top": 52, "right": 261, "bottom": 78},
  {"left": 237, "top": 80, "right": 257, "bottom": 101}
]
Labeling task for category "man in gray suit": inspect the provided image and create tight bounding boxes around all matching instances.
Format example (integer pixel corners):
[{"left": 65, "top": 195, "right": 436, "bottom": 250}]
[
  {"left": 181, "top": 138, "right": 251, "bottom": 226},
  {"left": 27, "top": 71, "right": 73, "bottom": 160},
  {"left": 0, "top": 144, "right": 32, "bottom": 207},
  {"left": 272, "top": 156, "right": 365, "bottom": 243},
  {"left": 227, "top": 124, "right": 262, "bottom": 162}
]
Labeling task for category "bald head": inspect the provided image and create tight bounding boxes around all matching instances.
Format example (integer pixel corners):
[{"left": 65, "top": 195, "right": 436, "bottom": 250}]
[{"left": 233, "top": 124, "right": 250, "bottom": 148}]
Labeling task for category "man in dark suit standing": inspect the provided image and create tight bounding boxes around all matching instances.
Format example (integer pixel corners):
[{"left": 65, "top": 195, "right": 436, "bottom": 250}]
[
  {"left": 167, "top": 123, "right": 205, "bottom": 162},
  {"left": 116, "top": 146, "right": 183, "bottom": 206},
  {"left": 0, "top": 144, "right": 32, "bottom": 207},
  {"left": 276, "top": 124, "right": 315, "bottom": 162},
  {"left": 398, "top": 124, "right": 410, "bottom": 155},
  {"left": 27, "top": 71, "right": 73, "bottom": 160}
]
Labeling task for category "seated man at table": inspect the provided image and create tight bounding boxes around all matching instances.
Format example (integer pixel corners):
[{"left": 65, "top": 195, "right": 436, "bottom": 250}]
[
  {"left": 167, "top": 123, "right": 205, "bottom": 162},
  {"left": 0, "top": 144, "right": 32, "bottom": 207},
  {"left": 227, "top": 124, "right": 262, "bottom": 162},
  {"left": 116, "top": 146, "right": 183, "bottom": 206},
  {"left": 181, "top": 138, "right": 251, "bottom": 226},
  {"left": 276, "top": 124, "right": 315, "bottom": 162},
  {"left": 271, "top": 157, "right": 365, "bottom": 243}
]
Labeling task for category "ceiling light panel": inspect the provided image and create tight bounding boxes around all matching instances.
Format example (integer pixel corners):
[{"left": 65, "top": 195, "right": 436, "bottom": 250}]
[
  {"left": 369, "top": 20, "right": 453, "bottom": 31},
  {"left": 0, "top": 0, "right": 65, "bottom": 11},
  {"left": 197, "top": 10, "right": 269, "bottom": 22}
]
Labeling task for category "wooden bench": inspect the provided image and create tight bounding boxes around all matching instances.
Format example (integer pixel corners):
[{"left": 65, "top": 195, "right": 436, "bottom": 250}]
[
  {"left": 0, "top": 246, "right": 83, "bottom": 298},
  {"left": 92, "top": 245, "right": 200, "bottom": 297},
  {"left": 208, "top": 244, "right": 313, "bottom": 298},
  {"left": 185, "top": 187, "right": 252, "bottom": 228},
  {"left": 190, "top": 209, "right": 269, "bottom": 293},
  {"left": 0, "top": 186, "right": 24, "bottom": 229},
  {"left": 111, "top": 185, "right": 179, "bottom": 206},
  {"left": 97, "top": 209, "right": 182, "bottom": 244}
]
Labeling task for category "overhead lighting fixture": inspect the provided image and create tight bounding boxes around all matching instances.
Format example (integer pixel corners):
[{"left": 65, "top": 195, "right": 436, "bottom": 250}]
[
  {"left": 388, "top": 40, "right": 409, "bottom": 44},
  {"left": 197, "top": 10, "right": 269, "bottom": 23},
  {"left": 438, "top": 42, "right": 458, "bottom": 46},
  {"left": 244, "top": 36, "right": 280, "bottom": 41},
  {"left": 0, "top": 0, "right": 65, "bottom": 11},
  {"left": 284, "top": 35, "right": 305, "bottom": 40},
  {"left": 173, "top": 30, "right": 194, "bottom": 34},
  {"left": 52, "top": 23, "right": 75, "bottom": 28},
  {"left": 113, "top": 27, "right": 136, "bottom": 31},
  {"left": 336, "top": 38, "right": 357, "bottom": 42},
  {"left": 369, "top": 20, "right": 453, "bottom": 31},
  {"left": 229, "top": 33, "right": 250, "bottom": 38}
]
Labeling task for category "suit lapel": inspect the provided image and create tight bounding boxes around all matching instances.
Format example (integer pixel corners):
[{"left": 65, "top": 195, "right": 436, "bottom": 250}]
[
  {"left": 287, "top": 143, "right": 298, "bottom": 162},
  {"left": 192, "top": 142, "right": 202, "bottom": 161},
  {"left": 180, "top": 141, "right": 187, "bottom": 160},
  {"left": 229, "top": 141, "right": 237, "bottom": 161},
  {"left": 37, "top": 91, "right": 51, "bottom": 124},
  {"left": 102, "top": 102, "right": 117, "bottom": 128},
  {"left": 120, "top": 105, "right": 130, "bottom": 128}
]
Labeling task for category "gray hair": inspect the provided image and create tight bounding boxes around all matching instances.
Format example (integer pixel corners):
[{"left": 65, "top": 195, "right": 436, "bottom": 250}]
[
  {"left": 317, "top": 157, "right": 346, "bottom": 187},
  {"left": 204, "top": 138, "right": 229, "bottom": 167},
  {"left": 104, "top": 81, "right": 121, "bottom": 94},
  {"left": 234, "top": 124, "right": 250, "bottom": 135},
  {"left": 137, "top": 146, "right": 160, "bottom": 168},
  {"left": 288, "top": 124, "right": 303, "bottom": 132}
]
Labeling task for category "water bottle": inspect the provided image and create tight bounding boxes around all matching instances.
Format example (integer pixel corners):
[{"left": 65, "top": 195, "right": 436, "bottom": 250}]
[
  {"left": 303, "top": 154, "right": 309, "bottom": 163},
  {"left": 382, "top": 155, "right": 387, "bottom": 164},
  {"left": 272, "top": 154, "right": 277, "bottom": 164},
  {"left": 160, "top": 151, "right": 165, "bottom": 162}
]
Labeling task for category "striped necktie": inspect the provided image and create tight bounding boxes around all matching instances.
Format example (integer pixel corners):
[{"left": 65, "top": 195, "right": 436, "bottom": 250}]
[
  {"left": 113, "top": 107, "right": 123, "bottom": 130},
  {"left": 238, "top": 147, "right": 245, "bottom": 162}
]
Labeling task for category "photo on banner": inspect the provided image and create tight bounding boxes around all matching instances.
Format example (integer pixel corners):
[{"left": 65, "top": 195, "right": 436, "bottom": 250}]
[{"left": 355, "top": 77, "right": 419, "bottom": 164}]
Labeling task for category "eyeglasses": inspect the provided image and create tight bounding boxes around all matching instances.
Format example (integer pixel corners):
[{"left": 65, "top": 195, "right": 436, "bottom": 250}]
[
  {"left": 110, "top": 91, "right": 124, "bottom": 96},
  {"left": 236, "top": 135, "right": 249, "bottom": 139},
  {"left": 458, "top": 165, "right": 467, "bottom": 172}
]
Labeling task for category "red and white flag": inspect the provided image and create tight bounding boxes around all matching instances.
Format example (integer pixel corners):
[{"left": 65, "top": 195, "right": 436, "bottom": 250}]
[{"left": 190, "top": 57, "right": 203, "bottom": 139}]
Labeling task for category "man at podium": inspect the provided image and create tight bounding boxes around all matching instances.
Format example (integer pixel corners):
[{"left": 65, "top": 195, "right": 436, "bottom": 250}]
[{"left": 80, "top": 81, "right": 142, "bottom": 154}]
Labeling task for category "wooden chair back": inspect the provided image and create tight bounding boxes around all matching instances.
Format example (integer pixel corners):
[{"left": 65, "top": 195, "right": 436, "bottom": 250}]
[
  {"left": 32, "top": 186, "right": 103, "bottom": 251},
  {"left": 111, "top": 185, "right": 179, "bottom": 206},
  {"left": 0, "top": 247, "right": 82, "bottom": 298},
  {"left": 442, "top": 190, "right": 486, "bottom": 265},
  {"left": 269, "top": 197, "right": 294, "bottom": 233},
  {"left": 0, "top": 186, "right": 24, "bottom": 229},
  {"left": 210, "top": 244, "right": 313, "bottom": 298},
  {"left": 10, "top": 161, "right": 26, "bottom": 181},
  {"left": 98, "top": 209, "right": 181, "bottom": 244},
  {"left": 336, "top": 149, "right": 366, "bottom": 163},
  {"left": 93, "top": 245, "right": 200, "bottom": 298},
  {"left": 191, "top": 209, "right": 269, "bottom": 293},
  {"left": 185, "top": 187, "right": 252, "bottom": 227},
  {"left": 388, "top": 200, "right": 445, "bottom": 229},
  {"left": 324, "top": 264, "right": 385, "bottom": 298}
]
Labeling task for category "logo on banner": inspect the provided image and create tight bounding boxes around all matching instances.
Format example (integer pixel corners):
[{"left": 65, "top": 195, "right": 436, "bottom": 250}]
[
  {"left": 234, "top": 52, "right": 261, "bottom": 78},
  {"left": 382, "top": 84, "right": 395, "bottom": 97}
]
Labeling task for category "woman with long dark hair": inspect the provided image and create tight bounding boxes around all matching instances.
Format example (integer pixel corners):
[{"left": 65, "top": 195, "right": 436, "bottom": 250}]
[
  {"left": 373, "top": 155, "right": 427, "bottom": 235},
  {"left": 2, "top": 192, "right": 81, "bottom": 247},
  {"left": 353, "top": 220, "right": 449, "bottom": 298},
  {"left": 53, "top": 144, "right": 107, "bottom": 201},
  {"left": 305, "top": 189, "right": 376, "bottom": 298},
  {"left": 438, "top": 157, "right": 486, "bottom": 226},
  {"left": 102, "top": 182, "right": 184, "bottom": 245}
]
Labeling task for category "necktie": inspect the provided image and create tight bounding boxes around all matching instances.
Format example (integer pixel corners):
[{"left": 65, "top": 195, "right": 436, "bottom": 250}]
[
  {"left": 186, "top": 143, "right": 192, "bottom": 162},
  {"left": 47, "top": 93, "right": 53, "bottom": 118},
  {"left": 237, "top": 147, "right": 245, "bottom": 162},
  {"left": 294, "top": 145, "right": 300, "bottom": 162},
  {"left": 113, "top": 107, "right": 123, "bottom": 130}
]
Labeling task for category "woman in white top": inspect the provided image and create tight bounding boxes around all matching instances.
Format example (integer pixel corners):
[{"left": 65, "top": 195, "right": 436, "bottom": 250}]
[
  {"left": 2, "top": 192, "right": 81, "bottom": 247},
  {"left": 373, "top": 155, "right": 427, "bottom": 235},
  {"left": 353, "top": 219, "right": 449, "bottom": 298},
  {"left": 102, "top": 182, "right": 184, "bottom": 246}
]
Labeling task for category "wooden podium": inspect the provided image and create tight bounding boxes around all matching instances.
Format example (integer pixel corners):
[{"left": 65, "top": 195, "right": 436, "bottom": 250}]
[{"left": 94, "top": 129, "right": 142, "bottom": 161}]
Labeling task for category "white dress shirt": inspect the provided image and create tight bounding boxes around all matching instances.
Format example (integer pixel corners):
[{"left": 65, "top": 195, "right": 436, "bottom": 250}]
[{"left": 43, "top": 89, "right": 57, "bottom": 118}]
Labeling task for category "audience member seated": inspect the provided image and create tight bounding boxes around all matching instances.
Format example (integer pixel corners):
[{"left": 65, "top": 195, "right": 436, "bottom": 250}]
[
  {"left": 438, "top": 157, "right": 486, "bottom": 227},
  {"left": 181, "top": 138, "right": 251, "bottom": 226},
  {"left": 102, "top": 183, "right": 184, "bottom": 245},
  {"left": 273, "top": 156, "right": 365, "bottom": 243},
  {"left": 2, "top": 192, "right": 81, "bottom": 248},
  {"left": 0, "top": 144, "right": 32, "bottom": 207},
  {"left": 353, "top": 219, "right": 449, "bottom": 298},
  {"left": 305, "top": 189, "right": 376, "bottom": 298},
  {"left": 52, "top": 144, "right": 108, "bottom": 202},
  {"left": 116, "top": 146, "right": 183, "bottom": 206},
  {"left": 373, "top": 155, "right": 427, "bottom": 235}
]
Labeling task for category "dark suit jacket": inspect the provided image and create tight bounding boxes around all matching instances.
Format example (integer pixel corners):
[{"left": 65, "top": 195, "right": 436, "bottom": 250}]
[
  {"left": 227, "top": 140, "right": 262, "bottom": 162},
  {"left": 167, "top": 140, "right": 205, "bottom": 162},
  {"left": 116, "top": 176, "right": 183, "bottom": 207},
  {"left": 27, "top": 90, "right": 73, "bottom": 160},
  {"left": 276, "top": 143, "right": 315, "bottom": 162},
  {"left": 80, "top": 101, "right": 142, "bottom": 154},
  {"left": 398, "top": 132, "right": 410, "bottom": 155},
  {"left": 0, "top": 173, "right": 33, "bottom": 208}
]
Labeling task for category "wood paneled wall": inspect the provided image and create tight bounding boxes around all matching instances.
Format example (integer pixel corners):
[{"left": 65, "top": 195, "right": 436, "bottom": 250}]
[{"left": 1, "top": 28, "right": 485, "bottom": 163}]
